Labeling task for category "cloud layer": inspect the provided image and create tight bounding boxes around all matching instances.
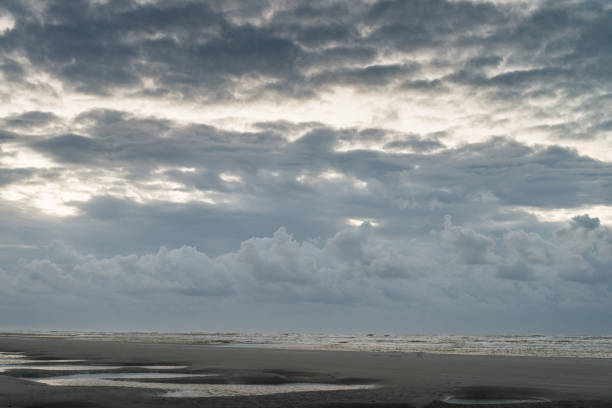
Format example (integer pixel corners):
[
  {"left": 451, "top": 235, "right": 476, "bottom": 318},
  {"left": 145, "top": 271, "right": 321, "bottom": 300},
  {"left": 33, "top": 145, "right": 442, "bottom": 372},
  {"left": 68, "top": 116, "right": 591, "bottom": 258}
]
[{"left": 0, "top": 0, "right": 611, "bottom": 332}]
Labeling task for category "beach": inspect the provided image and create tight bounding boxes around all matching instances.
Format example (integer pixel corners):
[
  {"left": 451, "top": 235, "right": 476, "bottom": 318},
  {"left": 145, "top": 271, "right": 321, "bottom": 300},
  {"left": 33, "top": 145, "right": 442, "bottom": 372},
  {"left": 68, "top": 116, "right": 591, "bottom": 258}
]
[{"left": 1, "top": 335, "right": 611, "bottom": 408}]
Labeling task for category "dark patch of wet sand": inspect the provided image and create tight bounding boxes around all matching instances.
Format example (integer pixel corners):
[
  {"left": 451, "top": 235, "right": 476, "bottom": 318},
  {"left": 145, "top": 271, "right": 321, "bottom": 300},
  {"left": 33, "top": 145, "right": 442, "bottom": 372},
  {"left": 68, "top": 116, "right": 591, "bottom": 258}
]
[{"left": 1, "top": 335, "right": 611, "bottom": 408}]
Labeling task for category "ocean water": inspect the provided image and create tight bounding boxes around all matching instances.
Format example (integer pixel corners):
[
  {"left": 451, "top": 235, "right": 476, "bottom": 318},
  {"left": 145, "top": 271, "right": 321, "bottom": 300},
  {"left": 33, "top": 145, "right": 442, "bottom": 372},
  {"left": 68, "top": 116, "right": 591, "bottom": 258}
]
[{"left": 2, "top": 332, "right": 612, "bottom": 358}]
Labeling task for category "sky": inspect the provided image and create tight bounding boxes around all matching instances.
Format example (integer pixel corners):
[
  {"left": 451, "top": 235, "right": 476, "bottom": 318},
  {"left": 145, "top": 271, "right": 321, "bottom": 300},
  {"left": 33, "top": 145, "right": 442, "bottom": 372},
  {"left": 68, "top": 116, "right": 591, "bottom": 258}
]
[{"left": 0, "top": 0, "right": 611, "bottom": 334}]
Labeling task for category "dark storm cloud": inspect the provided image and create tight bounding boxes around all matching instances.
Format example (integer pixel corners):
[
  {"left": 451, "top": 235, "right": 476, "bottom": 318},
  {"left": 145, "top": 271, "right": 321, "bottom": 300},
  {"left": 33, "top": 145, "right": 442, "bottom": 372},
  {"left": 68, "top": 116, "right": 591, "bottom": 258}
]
[
  {"left": 0, "top": 129, "right": 16, "bottom": 140},
  {"left": 418, "top": 139, "right": 612, "bottom": 208},
  {"left": 448, "top": 67, "right": 572, "bottom": 91},
  {"left": 31, "top": 110, "right": 285, "bottom": 170},
  {"left": 309, "top": 63, "right": 420, "bottom": 88},
  {"left": 571, "top": 214, "right": 601, "bottom": 230},
  {"left": 298, "top": 46, "right": 378, "bottom": 69},
  {"left": 22, "top": 112, "right": 612, "bottom": 215},
  {"left": 3, "top": 111, "right": 59, "bottom": 128},
  {"left": 34, "top": 134, "right": 106, "bottom": 164},
  {"left": 1, "top": 0, "right": 301, "bottom": 97},
  {"left": 0, "top": 168, "right": 33, "bottom": 186},
  {"left": 1, "top": 0, "right": 608, "bottom": 113},
  {"left": 365, "top": 0, "right": 507, "bottom": 49},
  {"left": 253, "top": 120, "right": 324, "bottom": 134},
  {"left": 383, "top": 136, "right": 444, "bottom": 152},
  {"left": 401, "top": 79, "right": 446, "bottom": 92},
  {"left": 0, "top": 57, "right": 23, "bottom": 82}
]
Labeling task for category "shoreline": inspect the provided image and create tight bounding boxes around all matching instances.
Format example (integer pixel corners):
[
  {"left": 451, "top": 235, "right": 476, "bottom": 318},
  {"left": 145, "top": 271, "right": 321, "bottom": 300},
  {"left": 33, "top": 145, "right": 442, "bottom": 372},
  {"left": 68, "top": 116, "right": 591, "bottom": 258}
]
[
  {"left": 1, "top": 332, "right": 611, "bottom": 360},
  {"left": 1, "top": 335, "right": 612, "bottom": 407}
]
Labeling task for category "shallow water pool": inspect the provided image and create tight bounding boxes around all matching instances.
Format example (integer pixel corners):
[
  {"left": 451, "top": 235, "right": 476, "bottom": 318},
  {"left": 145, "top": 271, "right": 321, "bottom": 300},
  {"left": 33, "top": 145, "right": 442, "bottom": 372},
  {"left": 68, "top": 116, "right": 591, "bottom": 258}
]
[
  {"left": 444, "top": 397, "right": 549, "bottom": 405},
  {"left": 29, "top": 371, "right": 376, "bottom": 397},
  {"left": 0, "top": 364, "right": 123, "bottom": 372},
  {"left": 4, "top": 350, "right": 376, "bottom": 398}
]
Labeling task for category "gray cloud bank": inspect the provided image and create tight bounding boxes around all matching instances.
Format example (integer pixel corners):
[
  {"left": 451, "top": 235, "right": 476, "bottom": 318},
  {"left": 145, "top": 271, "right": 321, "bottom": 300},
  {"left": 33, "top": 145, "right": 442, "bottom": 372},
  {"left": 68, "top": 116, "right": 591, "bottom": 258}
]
[
  {"left": 1, "top": 0, "right": 611, "bottom": 140},
  {"left": 2, "top": 216, "right": 611, "bottom": 332},
  {"left": 8, "top": 215, "right": 612, "bottom": 296}
]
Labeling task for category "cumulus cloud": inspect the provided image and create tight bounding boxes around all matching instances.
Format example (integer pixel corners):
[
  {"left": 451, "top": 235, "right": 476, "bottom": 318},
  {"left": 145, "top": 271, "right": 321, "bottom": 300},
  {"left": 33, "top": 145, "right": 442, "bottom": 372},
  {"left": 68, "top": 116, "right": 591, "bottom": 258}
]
[
  {"left": 442, "top": 216, "right": 496, "bottom": 265},
  {"left": 3, "top": 111, "right": 58, "bottom": 129},
  {"left": 570, "top": 214, "right": 601, "bottom": 230},
  {"left": 2, "top": 225, "right": 417, "bottom": 303},
  {"left": 4, "top": 217, "right": 611, "bottom": 303}
]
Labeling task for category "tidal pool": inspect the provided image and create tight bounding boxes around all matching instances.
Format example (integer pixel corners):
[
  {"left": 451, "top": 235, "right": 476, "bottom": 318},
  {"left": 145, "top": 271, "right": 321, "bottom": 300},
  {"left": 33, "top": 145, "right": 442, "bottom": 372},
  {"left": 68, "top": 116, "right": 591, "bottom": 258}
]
[
  {"left": 31, "top": 372, "right": 212, "bottom": 384},
  {"left": 0, "top": 364, "right": 123, "bottom": 372},
  {"left": 161, "top": 383, "right": 377, "bottom": 398},
  {"left": 30, "top": 372, "right": 376, "bottom": 398},
  {"left": 444, "top": 397, "right": 550, "bottom": 405},
  {"left": 4, "top": 351, "right": 375, "bottom": 398}
]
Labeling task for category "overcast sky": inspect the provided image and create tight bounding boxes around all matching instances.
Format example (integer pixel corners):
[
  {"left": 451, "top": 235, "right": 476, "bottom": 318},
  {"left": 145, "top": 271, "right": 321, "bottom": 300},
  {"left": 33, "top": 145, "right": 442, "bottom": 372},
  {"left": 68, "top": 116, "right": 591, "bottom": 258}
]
[{"left": 0, "top": 0, "right": 611, "bottom": 334}]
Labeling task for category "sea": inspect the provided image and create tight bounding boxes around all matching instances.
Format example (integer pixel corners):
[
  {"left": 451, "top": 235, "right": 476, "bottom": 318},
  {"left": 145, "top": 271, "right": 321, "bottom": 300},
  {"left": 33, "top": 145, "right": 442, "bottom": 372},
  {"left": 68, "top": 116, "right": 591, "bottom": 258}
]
[{"left": 2, "top": 331, "right": 611, "bottom": 358}]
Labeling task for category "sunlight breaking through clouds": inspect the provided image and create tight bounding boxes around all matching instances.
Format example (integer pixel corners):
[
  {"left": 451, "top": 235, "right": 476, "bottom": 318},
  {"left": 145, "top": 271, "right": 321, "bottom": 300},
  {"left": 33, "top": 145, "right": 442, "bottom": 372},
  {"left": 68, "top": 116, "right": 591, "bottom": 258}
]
[
  {"left": 0, "top": 13, "right": 15, "bottom": 34},
  {"left": 520, "top": 206, "right": 612, "bottom": 226}
]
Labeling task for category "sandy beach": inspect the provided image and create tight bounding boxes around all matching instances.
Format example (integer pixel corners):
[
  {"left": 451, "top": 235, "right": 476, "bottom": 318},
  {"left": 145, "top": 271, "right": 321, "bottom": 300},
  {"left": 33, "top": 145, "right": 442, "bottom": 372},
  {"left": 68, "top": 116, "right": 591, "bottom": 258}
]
[{"left": 0, "top": 335, "right": 611, "bottom": 408}]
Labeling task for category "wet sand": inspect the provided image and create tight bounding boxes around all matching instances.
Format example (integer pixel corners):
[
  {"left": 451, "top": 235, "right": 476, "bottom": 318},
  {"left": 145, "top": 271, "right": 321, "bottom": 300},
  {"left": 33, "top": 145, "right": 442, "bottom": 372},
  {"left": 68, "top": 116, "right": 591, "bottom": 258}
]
[{"left": 1, "top": 335, "right": 611, "bottom": 408}]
